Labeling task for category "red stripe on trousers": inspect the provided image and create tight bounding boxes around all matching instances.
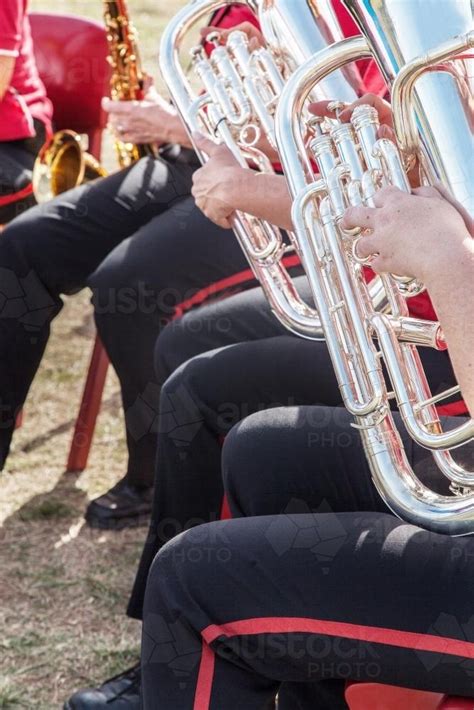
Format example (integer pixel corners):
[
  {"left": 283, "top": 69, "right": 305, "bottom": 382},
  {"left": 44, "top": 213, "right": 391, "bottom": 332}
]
[
  {"left": 219, "top": 494, "right": 232, "bottom": 520},
  {"left": 172, "top": 254, "right": 301, "bottom": 319},
  {"left": 0, "top": 182, "right": 34, "bottom": 207},
  {"left": 194, "top": 616, "right": 474, "bottom": 709},
  {"left": 437, "top": 400, "right": 469, "bottom": 417},
  {"left": 194, "top": 641, "right": 216, "bottom": 710}
]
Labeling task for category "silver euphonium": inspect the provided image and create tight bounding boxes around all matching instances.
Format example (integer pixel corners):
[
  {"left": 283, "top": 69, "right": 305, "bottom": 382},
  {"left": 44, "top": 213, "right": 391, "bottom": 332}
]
[
  {"left": 275, "top": 0, "right": 474, "bottom": 535},
  {"left": 159, "top": 0, "right": 390, "bottom": 340}
]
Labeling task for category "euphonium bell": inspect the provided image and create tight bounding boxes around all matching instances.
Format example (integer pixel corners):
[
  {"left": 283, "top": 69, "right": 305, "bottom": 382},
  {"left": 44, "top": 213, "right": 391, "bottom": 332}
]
[{"left": 32, "top": 130, "right": 108, "bottom": 203}]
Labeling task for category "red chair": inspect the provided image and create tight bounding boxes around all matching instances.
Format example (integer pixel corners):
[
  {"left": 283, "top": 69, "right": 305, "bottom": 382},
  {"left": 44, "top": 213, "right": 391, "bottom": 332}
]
[
  {"left": 30, "top": 13, "right": 110, "bottom": 157},
  {"left": 345, "top": 683, "right": 474, "bottom": 709},
  {"left": 31, "top": 13, "right": 112, "bottom": 472}
]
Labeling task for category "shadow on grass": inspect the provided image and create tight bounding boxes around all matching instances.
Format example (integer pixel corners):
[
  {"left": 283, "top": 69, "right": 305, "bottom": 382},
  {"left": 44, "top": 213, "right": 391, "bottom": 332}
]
[
  {"left": 18, "top": 391, "right": 121, "bottom": 456},
  {"left": 1, "top": 468, "right": 144, "bottom": 708}
]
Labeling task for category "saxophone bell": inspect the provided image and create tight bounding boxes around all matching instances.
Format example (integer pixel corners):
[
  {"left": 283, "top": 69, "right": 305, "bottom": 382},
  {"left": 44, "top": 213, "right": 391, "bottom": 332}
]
[{"left": 32, "top": 130, "right": 107, "bottom": 203}]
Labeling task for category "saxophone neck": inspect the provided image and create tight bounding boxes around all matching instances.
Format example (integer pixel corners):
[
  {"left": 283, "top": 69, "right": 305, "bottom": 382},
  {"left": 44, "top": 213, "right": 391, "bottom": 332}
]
[{"left": 104, "top": 0, "right": 146, "bottom": 101}]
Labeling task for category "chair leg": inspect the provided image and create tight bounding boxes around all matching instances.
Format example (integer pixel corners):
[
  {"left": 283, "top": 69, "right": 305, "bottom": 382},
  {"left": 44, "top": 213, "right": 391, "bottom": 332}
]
[{"left": 66, "top": 334, "right": 110, "bottom": 472}]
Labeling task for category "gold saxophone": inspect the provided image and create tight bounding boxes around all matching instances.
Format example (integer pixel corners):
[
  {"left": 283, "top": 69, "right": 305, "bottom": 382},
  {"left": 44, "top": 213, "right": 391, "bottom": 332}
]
[
  {"left": 33, "top": 0, "right": 156, "bottom": 202},
  {"left": 104, "top": 0, "right": 157, "bottom": 167}
]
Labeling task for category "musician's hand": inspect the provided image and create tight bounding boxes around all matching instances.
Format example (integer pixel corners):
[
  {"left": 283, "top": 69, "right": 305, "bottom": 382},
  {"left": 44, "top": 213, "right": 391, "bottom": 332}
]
[
  {"left": 309, "top": 94, "right": 393, "bottom": 129},
  {"left": 341, "top": 185, "right": 471, "bottom": 281},
  {"left": 191, "top": 133, "right": 244, "bottom": 229},
  {"left": 200, "top": 22, "right": 265, "bottom": 49},
  {"left": 102, "top": 95, "right": 191, "bottom": 146},
  {"left": 425, "top": 182, "right": 473, "bottom": 236}
]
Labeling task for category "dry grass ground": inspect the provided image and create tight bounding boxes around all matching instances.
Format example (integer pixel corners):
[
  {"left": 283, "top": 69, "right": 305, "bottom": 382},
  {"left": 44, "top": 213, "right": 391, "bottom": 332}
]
[{"left": 1, "top": 1, "right": 186, "bottom": 707}]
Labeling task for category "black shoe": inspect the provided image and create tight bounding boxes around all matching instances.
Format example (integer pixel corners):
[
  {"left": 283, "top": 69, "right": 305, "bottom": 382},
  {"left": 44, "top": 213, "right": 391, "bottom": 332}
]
[
  {"left": 85, "top": 477, "right": 154, "bottom": 530},
  {"left": 64, "top": 664, "right": 141, "bottom": 708}
]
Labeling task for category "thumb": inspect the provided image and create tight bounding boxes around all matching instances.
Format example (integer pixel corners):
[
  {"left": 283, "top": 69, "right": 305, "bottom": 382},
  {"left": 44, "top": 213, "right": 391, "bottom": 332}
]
[
  {"left": 142, "top": 74, "right": 154, "bottom": 93},
  {"left": 192, "top": 131, "right": 220, "bottom": 156}
]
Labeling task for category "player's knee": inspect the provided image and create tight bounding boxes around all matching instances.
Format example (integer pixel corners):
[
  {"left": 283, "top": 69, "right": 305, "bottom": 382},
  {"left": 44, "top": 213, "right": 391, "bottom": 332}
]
[
  {"left": 154, "top": 319, "right": 189, "bottom": 383},
  {"left": 222, "top": 411, "right": 278, "bottom": 513}
]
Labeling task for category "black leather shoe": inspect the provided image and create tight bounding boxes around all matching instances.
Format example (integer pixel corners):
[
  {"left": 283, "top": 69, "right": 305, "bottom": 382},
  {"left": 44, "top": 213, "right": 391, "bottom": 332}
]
[
  {"left": 85, "top": 477, "right": 153, "bottom": 530},
  {"left": 64, "top": 665, "right": 141, "bottom": 709}
]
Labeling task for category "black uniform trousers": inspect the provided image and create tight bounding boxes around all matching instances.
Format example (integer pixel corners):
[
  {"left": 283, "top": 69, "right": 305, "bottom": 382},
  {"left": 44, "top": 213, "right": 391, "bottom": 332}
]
[
  {"left": 141, "top": 407, "right": 474, "bottom": 709},
  {"left": 0, "top": 119, "right": 47, "bottom": 223},
  {"left": 127, "top": 277, "right": 460, "bottom": 619},
  {"left": 0, "top": 152, "right": 252, "bottom": 483}
]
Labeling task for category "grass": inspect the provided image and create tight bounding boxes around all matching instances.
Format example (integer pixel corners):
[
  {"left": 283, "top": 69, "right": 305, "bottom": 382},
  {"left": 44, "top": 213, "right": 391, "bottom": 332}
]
[{"left": 1, "top": 1, "right": 187, "bottom": 707}]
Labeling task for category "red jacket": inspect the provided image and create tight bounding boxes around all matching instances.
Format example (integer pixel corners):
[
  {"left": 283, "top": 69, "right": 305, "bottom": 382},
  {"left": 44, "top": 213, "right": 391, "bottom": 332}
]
[{"left": 0, "top": 0, "right": 53, "bottom": 141}]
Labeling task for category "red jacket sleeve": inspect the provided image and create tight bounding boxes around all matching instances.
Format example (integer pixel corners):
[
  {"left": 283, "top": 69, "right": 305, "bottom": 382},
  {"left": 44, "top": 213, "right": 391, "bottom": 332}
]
[{"left": 0, "top": 0, "right": 24, "bottom": 55}]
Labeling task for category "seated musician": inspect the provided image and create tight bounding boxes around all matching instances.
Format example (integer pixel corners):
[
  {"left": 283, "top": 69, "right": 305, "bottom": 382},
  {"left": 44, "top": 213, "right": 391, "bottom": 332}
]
[
  {"left": 0, "top": 0, "right": 53, "bottom": 223},
  {"left": 141, "top": 184, "right": 474, "bottom": 707},
  {"left": 0, "top": 6, "right": 266, "bottom": 535}
]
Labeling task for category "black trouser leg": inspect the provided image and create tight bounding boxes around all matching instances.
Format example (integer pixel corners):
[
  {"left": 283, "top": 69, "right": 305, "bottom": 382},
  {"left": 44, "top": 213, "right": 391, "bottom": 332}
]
[
  {"left": 0, "top": 155, "right": 194, "bottom": 467},
  {"left": 141, "top": 409, "right": 474, "bottom": 708},
  {"left": 142, "top": 514, "right": 474, "bottom": 708},
  {"left": 0, "top": 120, "right": 46, "bottom": 223},
  {"left": 90, "top": 197, "right": 252, "bottom": 487},
  {"left": 127, "top": 278, "right": 314, "bottom": 618},
  {"left": 222, "top": 406, "right": 472, "bottom": 710},
  {"left": 153, "top": 274, "right": 300, "bottom": 382}
]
